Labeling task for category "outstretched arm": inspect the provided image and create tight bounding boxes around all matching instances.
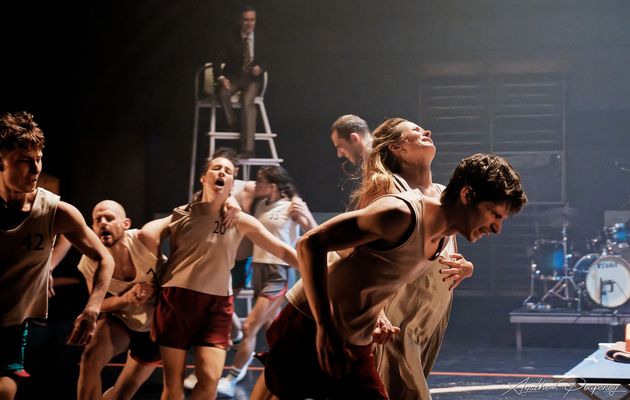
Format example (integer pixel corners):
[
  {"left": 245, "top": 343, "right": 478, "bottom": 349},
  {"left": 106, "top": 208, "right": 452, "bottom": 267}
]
[
  {"left": 238, "top": 213, "right": 298, "bottom": 268},
  {"left": 298, "top": 196, "right": 413, "bottom": 377},
  {"left": 53, "top": 201, "right": 114, "bottom": 346}
]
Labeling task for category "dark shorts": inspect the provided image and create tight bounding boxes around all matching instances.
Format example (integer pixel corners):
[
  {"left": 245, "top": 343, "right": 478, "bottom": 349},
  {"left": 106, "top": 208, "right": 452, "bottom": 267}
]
[
  {"left": 231, "top": 257, "right": 253, "bottom": 292},
  {"left": 252, "top": 262, "right": 291, "bottom": 300},
  {"left": 102, "top": 315, "right": 160, "bottom": 364},
  {"left": 0, "top": 322, "right": 30, "bottom": 380},
  {"left": 153, "top": 287, "right": 233, "bottom": 350},
  {"left": 263, "top": 303, "right": 389, "bottom": 400}
]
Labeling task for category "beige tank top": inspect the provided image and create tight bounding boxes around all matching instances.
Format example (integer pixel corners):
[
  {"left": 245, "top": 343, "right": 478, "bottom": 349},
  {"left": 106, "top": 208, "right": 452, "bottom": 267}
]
[
  {"left": 287, "top": 189, "right": 442, "bottom": 345},
  {"left": 0, "top": 188, "right": 59, "bottom": 326},
  {"left": 252, "top": 198, "right": 299, "bottom": 265},
  {"left": 78, "top": 229, "right": 158, "bottom": 332},
  {"left": 160, "top": 202, "right": 243, "bottom": 296}
]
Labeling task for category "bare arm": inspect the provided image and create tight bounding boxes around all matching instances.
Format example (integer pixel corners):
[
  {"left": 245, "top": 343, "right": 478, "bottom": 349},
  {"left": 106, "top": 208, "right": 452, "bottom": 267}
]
[
  {"left": 137, "top": 215, "right": 172, "bottom": 256},
  {"left": 297, "top": 196, "right": 413, "bottom": 377},
  {"left": 237, "top": 212, "right": 298, "bottom": 268},
  {"left": 99, "top": 282, "right": 156, "bottom": 313},
  {"left": 48, "top": 234, "right": 73, "bottom": 297},
  {"left": 234, "top": 180, "right": 256, "bottom": 214},
  {"left": 53, "top": 201, "right": 114, "bottom": 346},
  {"left": 288, "top": 197, "right": 318, "bottom": 233},
  {"left": 50, "top": 234, "right": 72, "bottom": 271}
]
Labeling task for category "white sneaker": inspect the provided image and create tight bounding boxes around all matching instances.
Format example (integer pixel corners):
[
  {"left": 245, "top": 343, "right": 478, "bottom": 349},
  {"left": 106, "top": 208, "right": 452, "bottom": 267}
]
[
  {"left": 183, "top": 373, "right": 198, "bottom": 390},
  {"left": 216, "top": 377, "right": 236, "bottom": 397}
]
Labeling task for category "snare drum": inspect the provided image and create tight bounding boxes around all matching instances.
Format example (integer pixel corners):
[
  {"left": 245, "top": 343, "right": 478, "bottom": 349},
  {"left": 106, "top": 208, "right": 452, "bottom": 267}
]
[
  {"left": 532, "top": 239, "right": 565, "bottom": 280},
  {"left": 583, "top": 255, "right": 630, "bottom": 308}
]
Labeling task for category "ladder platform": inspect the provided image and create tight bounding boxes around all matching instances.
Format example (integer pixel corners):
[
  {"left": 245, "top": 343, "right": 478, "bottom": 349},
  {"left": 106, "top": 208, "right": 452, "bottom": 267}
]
[{"left": 207, "top": 131, "right": 277, "bottom": 140}]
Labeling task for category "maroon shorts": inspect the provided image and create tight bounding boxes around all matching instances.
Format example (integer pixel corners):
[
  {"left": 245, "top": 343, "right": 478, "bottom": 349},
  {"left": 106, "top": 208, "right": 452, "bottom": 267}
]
[
  {"left": 263, "top": 303, "right": 389, "bottom": 399},
  {"left": 153, "top": 287, "right": 233, "bottom": 350}
]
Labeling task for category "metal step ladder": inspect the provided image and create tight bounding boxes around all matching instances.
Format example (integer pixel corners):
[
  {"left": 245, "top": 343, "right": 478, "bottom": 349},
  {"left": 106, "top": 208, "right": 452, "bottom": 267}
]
[{"left": 189, "top": 63, "right": 282, "bottom": 198}]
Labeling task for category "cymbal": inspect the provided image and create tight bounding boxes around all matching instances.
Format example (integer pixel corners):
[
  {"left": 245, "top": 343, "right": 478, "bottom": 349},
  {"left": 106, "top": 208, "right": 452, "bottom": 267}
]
[{"left": 538, "top": 205, "right": 580, "bottom": 228}]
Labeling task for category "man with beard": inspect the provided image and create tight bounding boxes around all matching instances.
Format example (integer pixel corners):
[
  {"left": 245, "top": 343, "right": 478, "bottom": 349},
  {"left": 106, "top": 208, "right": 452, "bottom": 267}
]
[
  {"left": 329, "top": 114, "right": 372, "bottom": 208},
  {"left": 75, "top": 200, "right": 162, "bottom": 400}
]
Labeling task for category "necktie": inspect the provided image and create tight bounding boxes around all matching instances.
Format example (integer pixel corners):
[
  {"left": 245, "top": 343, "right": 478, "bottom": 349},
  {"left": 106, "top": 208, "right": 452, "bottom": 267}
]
[{"left": 242, "top": 37, "right": 252, "bottom": 72}]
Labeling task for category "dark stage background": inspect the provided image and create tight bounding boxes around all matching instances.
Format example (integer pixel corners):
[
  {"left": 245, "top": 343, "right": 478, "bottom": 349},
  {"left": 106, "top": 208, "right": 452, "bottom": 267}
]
[
  {"left": 3, "top": 1, "right": 630, "bottom": 398},
  {"left": 3, "top": 0, "right": 630, "bottom": 368},
  {"left": 4, "top": 0, "right": 629, "bottom": 220}
]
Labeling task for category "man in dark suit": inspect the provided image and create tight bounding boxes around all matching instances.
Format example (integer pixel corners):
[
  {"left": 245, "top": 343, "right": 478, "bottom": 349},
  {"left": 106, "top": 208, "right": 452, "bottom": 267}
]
[{"left": 214, "top": 5, "right": 266, "bottom": 158}]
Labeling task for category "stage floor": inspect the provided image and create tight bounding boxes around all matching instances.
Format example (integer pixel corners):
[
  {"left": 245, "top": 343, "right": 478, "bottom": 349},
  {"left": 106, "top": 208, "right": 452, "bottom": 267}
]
[
  {"left": 96, "top": 345, "right": 621, "bottom": 400},
  {"left": 16, "top": 297, "right": 630, "bottom": 399}
]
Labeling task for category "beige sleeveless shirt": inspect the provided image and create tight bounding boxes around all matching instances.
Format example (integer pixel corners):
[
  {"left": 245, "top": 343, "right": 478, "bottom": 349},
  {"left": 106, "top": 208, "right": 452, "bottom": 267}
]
[
  {"left": 160, "top": 203, "right": 243, "bottom": 296},
  {"left": 1, "top": 188, "right": 59, "bottom": 326},
  {"left": 287, "top": 189, "right": 441, "bottom": 345},
  {"left": 78, "top": 229, "right": 158, "bottom": 332}
]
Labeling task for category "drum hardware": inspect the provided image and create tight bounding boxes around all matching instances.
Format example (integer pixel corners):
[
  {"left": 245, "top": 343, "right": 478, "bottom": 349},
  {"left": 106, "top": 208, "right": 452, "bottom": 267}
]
[
  {"left": 587, "top": 222, "right": 629, "bottom": 255},
  {"left": 525, "top": 206, "right": 630, "bottom": 311},
  {"left": 540, "top": 223, "right": 581, "bottom": 310}
]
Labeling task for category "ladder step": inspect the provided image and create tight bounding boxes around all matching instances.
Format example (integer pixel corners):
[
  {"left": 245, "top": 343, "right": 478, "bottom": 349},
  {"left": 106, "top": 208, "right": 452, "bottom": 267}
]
[
  {"left": 236, "top": 289, "right": 254, "bottom": 299},
  {"left": 208, "top": 131, "right": 277, "bottom": 139},
  {"left": 206, "top": 157, "right": 283, "bottom": 166}
]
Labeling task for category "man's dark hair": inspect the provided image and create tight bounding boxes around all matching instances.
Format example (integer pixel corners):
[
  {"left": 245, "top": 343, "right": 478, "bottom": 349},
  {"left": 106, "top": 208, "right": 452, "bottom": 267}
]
[
  {"left": 241, "top": 4, "right": 256, "bottom": 15},
  {"left": 442, "top": 153, "right": 527, "bottom": 214},
  {"left": 0, "top": 111, "right": 45, "bottom": 152},
  {"left": 331, "top": 114, "right": 370, "bottom": 140}
]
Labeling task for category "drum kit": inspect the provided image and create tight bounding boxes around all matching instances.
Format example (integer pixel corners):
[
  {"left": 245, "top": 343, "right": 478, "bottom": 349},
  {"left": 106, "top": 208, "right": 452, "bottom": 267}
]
[{"left": 524, "top": 205, "right": 630, "bottom": 311}]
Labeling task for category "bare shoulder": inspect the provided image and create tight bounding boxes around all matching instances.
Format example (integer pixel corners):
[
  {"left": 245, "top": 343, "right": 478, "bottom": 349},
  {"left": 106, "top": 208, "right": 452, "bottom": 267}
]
[
  {"left": 236, "top": 211, "right": 258, "bottom": 229},
  {"left": 53, "top": 201, "right": 87, "bottom": 234},
  {"left": 358, "top": 195, "right": 413, "bottom": 239},
  {"left": 138, "top": 215, "right": 172, "bottom": 247},
  {"left": 365, "top": 195, "right": 413, "bottom": 217},
  {"left": 242, "top": 180, "right": 256, "bottom": 193}
]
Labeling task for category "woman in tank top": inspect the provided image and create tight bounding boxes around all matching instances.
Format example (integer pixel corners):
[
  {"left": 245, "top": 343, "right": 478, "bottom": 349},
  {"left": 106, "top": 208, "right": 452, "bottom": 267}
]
[
  {"left": 352, "top": 118, "right": 474, "bottom": 400},
  {"left": 217, "top": 165, "right": 317, "bottom": 396},
  {"left": 147, "top": 156, "right": 299, "bottom": 400}
]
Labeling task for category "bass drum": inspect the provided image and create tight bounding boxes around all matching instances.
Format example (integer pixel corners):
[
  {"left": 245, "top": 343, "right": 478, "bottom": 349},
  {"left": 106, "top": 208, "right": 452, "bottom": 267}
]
[
  {"left": 572, "top": 253, "right": 600, "bottom": 286},
  {"left": 584, "top": 255, "right": 630, "bottom": 308}
]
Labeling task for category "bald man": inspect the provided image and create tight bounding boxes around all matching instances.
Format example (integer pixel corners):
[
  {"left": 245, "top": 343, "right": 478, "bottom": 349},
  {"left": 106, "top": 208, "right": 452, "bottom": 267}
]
[{"left": 76, "top": 200, "right": 163, "bottom": 400}]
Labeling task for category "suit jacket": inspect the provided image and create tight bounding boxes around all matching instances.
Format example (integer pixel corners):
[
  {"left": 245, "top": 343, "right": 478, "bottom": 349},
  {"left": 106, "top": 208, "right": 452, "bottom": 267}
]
[{"left": 214, "top": 28, "right": 267, "bottom": 81}]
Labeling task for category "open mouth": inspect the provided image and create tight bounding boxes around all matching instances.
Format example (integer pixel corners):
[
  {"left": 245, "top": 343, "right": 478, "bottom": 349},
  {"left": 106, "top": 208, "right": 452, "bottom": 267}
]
[
  {"left": 99, "top": 230, "right": 112, "bottom": 240},
  {"left": 215, "top": 178, "right": 225, "bottom": 187}
]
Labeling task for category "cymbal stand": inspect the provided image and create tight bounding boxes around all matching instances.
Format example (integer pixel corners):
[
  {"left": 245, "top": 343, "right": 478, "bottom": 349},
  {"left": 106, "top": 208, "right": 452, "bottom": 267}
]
[
  {"left": 522, "top": 260, "right": 537, "bottom": 308},
  {"left": 541, "top": 223, "right": 581, "bottom": 310}
]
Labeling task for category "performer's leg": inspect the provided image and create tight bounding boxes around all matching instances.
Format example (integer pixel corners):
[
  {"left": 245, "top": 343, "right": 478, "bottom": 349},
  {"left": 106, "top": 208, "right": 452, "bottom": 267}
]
[
  {"left": 190, "top": 346, "right": 226, "bottom": 400},
  {"left": 102, "top": 355, "right": 156, "bottom": 400},
  {"left": 159, "top": 346, "right": 187, "bottom": 400},
  {"left": 78, "top": 318, "right": 131, "bottom": 400},
  {"left": 0, "top": 377, "right": 18, "bottom": 400},
  {"left": 250, "top": 372, "right": 280, "bottom": 400}
]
